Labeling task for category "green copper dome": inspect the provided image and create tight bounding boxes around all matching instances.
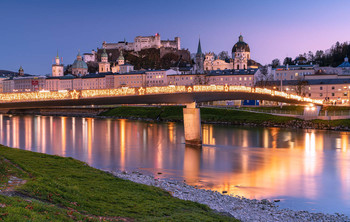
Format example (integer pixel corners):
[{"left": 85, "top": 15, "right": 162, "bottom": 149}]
[
  {"left": 72, "top": 60, "right": 88, "bottom": 69},
  {"left": 101, "top": 49, "right": 108, "bottom": 58},
  {"left": 118, "top": 50, "right": 124, "bottom": 60},
  {"left": 72, "top": 53, "right": 88, "bottom": 69}
]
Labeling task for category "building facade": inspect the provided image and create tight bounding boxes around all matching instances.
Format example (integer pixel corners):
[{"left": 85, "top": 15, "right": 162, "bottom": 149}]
[
  {"left": 204, "top": 53, "right": 233, "bottom": 71},
  {"left": 274, "top": 64, "right": 315, "bottom": 81}
]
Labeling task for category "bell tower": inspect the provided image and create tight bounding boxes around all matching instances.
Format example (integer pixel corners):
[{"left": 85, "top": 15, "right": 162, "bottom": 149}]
[
  {"left": 52, "top": 51, "right": 64, "bottom": 77},
  {"left": 195, "top": 38, "right": 204, "bottom": 74},
  {"left": 99, "top": 49, "right": 111, "bottom": 73}
]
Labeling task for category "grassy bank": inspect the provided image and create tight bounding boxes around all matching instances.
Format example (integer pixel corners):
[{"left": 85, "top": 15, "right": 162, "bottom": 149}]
[
  {"left": 0, "top": 146, "right": 236, "bottom": 221},
  {"left": 100, "top": 106, "right": 350, "bottom": 129},
  {"left": 100, "top": 106, "right": 297, "bottom": 125}
]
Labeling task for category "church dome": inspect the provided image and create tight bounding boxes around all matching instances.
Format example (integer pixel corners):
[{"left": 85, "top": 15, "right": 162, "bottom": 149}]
[
  {"left": 72, "top": 51, "right": 88, "bottom": 69},
  {"left": 72, "top": 59, "right": 88, "bottom": 69},
  {"left": 232, "top": 35, "right": 250, "bottom": 53}
]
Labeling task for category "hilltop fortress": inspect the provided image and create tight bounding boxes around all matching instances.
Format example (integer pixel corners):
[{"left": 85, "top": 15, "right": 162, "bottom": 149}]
[{"left": 102, "top": 33, "right": 180, "bottom": 51}]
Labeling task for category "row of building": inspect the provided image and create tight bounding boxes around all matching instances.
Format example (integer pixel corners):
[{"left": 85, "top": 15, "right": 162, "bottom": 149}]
[{"left": 1, "top": 68, "right": 258, "bottom": 93}]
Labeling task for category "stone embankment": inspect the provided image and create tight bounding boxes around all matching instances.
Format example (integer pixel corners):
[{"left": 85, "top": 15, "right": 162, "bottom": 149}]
[{"left": 110, "top": 170, "right": 349, "bottom": 222}]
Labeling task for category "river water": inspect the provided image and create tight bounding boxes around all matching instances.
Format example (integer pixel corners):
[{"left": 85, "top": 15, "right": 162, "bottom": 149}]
[{"left": 0, "top": 114, "right": 349, "bottom": 216}]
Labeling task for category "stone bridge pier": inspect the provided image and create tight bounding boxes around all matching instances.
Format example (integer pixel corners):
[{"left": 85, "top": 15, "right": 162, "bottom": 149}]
[{"left": 183, "top": 102, "right": 202, "bottom": 146}]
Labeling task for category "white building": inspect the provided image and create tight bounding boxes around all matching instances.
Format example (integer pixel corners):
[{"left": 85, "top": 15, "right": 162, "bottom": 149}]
[{"left": 83, "top": 50, "right": 97, "bottom": 63}]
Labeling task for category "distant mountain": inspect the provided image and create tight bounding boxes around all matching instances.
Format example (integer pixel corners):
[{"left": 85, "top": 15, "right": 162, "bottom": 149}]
[
  {"left": 0, "top": 70, "right": 32, "bottom": 78},
  {"left": 0, "top": 70, "right": 17, "bottom": 78}
]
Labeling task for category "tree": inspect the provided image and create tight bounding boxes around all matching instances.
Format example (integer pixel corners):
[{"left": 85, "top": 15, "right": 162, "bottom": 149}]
[
  {"left": 87, "top": 61, "right": 98, "bottom": 73},
  {"left": 218, "top": 51, "right": 230, "bottom": 60},
  {"left": 295, "top": 41, "right": 350, "bottom": 67},
  {"left": 160, "top": 53, "right": 179, "bottom": 69},
  {"left": 255, "top": 65, "right": 273, "bottom": 87},
  {"left": 283, "top": 57, "right": 293, "bottom": 65},
  {"left": 307, "top": 51, "right": 314, "bottom": 63},
  {"left": 271, "top": 59, "right": 280, "bottom": 68},
  {"left": 293, "top": 78, "right": 308, "bottom": 96},
  {"left": 64, "top": 64, "right": 72, "bottom": 75}
]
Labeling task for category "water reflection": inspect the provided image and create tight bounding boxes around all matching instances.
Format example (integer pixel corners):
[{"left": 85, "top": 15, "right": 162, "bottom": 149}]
[{"left": 0, "top": 114, "right": 349, "bottom": 215}]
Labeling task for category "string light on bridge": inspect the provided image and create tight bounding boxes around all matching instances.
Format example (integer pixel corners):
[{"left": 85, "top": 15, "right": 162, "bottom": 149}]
[{"left": 0, "top": 85, "right": 323, "bottom": 105}]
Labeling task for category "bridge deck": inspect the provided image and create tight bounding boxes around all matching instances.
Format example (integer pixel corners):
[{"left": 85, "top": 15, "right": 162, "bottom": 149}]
[{"left": 0, "top": 85, "right": 322, "bottom": 109}]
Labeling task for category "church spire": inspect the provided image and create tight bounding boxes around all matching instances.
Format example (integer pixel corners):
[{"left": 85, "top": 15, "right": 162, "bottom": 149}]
[{"left": 196, "top": 38, "right": 202, "bottom": 55}]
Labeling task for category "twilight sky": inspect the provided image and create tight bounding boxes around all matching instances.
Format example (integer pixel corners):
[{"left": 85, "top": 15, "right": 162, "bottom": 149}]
[{"left": 0, "top": 0, "right": 349, "bottom": 75}]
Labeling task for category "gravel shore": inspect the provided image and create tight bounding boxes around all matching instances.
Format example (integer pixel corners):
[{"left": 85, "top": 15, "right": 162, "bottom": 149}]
[{"left": 109, "top": 170, "right": 349, "bottom": 222}]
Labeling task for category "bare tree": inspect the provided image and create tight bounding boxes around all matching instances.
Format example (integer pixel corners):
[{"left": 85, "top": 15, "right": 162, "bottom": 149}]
[
  {"left": 255, "top": 65, "right": 273, "bottom": 87},
  {"left": 293, "top": 77, "right": 308, "bottom": 96},
  {"left": 193, "top": 74, "right": 210, "bottom": 85},
  {"left": 271, "top": 59, "right": 280, "bottom": 68},
  {"left": 283, "top": 57, "right": 293, "bottom": 65},
  {"left": 218, "top": 51, "right": 230, "bottom": 60}
]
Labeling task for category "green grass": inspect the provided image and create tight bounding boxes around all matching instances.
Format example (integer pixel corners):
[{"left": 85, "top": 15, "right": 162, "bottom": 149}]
[
  {"left": 100, "top": 106, "right": 185, "bottom": 121},
  {"left": 239, "top": 105, "right": 305, "bottom": 112},
  {"left": 100, "top": 106, "right": 350, "bottom": 129},
  {"left": 100, "top": 106, "right": 298, "bottom": 125},
  {"left": 0, "top": 146, "right": 237, "bottom": 221},
  {"left": 311, "top": 119, "right": 350, "bottom": 128},
  {"left": 200, "top": 108, "right": 297, "bottom": 124}
]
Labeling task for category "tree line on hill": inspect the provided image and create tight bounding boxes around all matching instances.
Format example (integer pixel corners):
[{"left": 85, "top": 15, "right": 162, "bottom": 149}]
[{"left": 270, "top": 41, "right": 350, "bottom": 68}]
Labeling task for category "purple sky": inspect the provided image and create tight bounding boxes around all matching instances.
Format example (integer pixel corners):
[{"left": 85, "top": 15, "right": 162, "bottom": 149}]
[{"left": 0, "top": 0, "right": 349, "bottom": 75}]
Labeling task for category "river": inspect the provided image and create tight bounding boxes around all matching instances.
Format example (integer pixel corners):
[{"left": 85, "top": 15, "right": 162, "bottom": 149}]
[{"left": 0, "top": 114, "right": 349, "bottom": 216}]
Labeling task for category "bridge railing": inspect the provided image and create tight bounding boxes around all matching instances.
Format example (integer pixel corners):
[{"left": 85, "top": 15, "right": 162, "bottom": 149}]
[{"left": 0, "top": 85, "right": 323, "bottom": 105}]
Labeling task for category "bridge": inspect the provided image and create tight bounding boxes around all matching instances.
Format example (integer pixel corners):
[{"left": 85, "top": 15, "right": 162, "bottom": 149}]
[{"left": 0, "top": 85, "right": 323, "bottom": 145}]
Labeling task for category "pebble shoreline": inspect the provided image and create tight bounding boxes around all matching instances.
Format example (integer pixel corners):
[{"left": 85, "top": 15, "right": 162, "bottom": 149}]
[{"left": 109, "top": 170, "right": 349, "bottom": 222}]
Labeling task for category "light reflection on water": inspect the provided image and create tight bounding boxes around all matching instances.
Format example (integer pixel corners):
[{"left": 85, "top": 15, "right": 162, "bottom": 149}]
[{"left": 0, "top": 114, "right": 349, "bottom": 215}]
